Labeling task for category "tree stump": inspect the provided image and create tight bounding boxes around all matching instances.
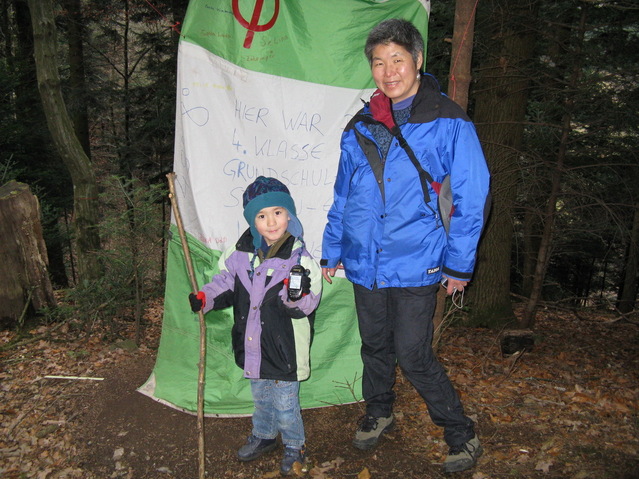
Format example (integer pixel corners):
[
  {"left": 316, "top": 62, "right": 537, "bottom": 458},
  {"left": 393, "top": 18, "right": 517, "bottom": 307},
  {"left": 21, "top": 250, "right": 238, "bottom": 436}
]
[
  {"left": 0, "top": 181, "right": 56, "bottom": 326},
  {"left": 500, "top": 329, "right": 535, "bottom": 356}
]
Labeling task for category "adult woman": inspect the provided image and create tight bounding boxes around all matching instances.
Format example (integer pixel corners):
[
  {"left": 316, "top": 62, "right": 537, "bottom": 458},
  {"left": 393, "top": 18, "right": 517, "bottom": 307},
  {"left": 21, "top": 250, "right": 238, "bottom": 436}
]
[{"left": 321, "top": 19, "right": 490, "bottom": 474}]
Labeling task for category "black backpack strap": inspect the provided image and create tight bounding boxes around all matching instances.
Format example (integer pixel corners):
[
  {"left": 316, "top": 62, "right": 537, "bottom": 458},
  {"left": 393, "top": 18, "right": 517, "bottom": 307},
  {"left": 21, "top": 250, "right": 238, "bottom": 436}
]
[
  {"left": 352, "top": 113, "right": 438, "bottom": 211},
  {"left": 392, "top": 126, "right": 435, "bottom": 205}
]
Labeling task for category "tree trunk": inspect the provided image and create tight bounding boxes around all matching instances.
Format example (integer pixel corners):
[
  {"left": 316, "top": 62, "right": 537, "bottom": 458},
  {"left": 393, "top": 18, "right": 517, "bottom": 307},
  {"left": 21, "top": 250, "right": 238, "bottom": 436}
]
[
  {"left": 520, "top": 207, "right": 540, "bottom": 297},
  {"left": 28, "top": 0, "right": 102, "bottom": 283},
  {"left": 432, "top": 0, "right": 477, "bottom": 347},
  {"left": 519, "top": 6, "right": 571, "bottom": 301},
  {"left": 121, "top": 0, "right": 133, "bottom": 178},
  {"left": 446, "top": 0, "right": 476, "bottom": 111},
  {"left": 11, "top": 0, "right": 70, "bottom": 287},
  {"left": 617, "top": 204, "right": 639, "bottom": 313},
  {"left": 467, "top": 1, "right": 538, "bottom": 327},
  {"left": 521, "top": 9, "right": 587, "bottom": 329},
  {"left": 0, "top": 181, "right": 56, "bottom": 326},
  {"left": 62, "top": 0, "right": 91, "bottom": 158}
]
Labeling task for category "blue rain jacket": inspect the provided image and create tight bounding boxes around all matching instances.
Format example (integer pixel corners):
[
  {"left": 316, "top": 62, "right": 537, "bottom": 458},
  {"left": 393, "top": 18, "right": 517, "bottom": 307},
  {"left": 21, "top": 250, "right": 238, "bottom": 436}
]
[{"left": 322, "top": 74, "right": 490, "bottom": 290}]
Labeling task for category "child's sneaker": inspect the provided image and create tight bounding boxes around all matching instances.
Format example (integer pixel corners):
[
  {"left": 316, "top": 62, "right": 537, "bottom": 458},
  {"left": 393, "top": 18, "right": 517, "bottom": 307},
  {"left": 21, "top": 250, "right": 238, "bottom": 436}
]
[
  {"left": 237, "top": 435, "right": 277, "bottom": 462},
  {"left": 443, "top": 434, "right": 483, "bottom": 473},
  {"left": 280, "top": 445, "right": 305, "bottom": 476}
]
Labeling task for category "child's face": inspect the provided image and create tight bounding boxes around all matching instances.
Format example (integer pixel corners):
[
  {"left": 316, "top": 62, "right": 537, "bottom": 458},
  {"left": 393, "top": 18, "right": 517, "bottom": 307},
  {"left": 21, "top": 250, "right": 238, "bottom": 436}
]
[{"left": 254, "top": 206, "right": 290, "bottom": 246}]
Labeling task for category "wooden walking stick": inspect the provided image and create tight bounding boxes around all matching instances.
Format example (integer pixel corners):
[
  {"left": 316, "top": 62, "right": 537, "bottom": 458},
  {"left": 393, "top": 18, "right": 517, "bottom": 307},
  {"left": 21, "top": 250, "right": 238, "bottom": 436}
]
[{"left": 166, "top": 172, "right": 206, "bottom": 479}]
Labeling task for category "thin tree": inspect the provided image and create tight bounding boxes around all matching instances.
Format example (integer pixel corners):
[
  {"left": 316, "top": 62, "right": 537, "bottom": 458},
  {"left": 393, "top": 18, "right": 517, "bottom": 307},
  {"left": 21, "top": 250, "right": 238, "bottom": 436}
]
[
  {"left": 617, "top": 204, "right": 639, "bottom": 314},
  {"left": 28, "top": 0, "right": 102, "bottom": 282},
  {"left": 520, "top": 9, "right": 588, "bottom": 328},
  {"left": 447, "top": 0, "right": 476, "bottom": 111},
  {"left": 433, "top": 0, "right": 478, "bottom": 346}
]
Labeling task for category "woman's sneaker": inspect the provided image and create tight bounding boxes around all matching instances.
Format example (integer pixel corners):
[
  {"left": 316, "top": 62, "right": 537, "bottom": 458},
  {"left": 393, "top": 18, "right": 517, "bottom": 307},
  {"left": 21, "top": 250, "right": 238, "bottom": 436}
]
[
  {"left": 353, "top": 413, "right": 395, "bottom": 450},
  {"left": 280, "top": 445, "right": 306, "bottom": 476},
  {"left": 443, "top": 435, "right": 483, "bottom": 473},
  {"left": 237, "top": 435, "right": 277, "bottom": 462}
]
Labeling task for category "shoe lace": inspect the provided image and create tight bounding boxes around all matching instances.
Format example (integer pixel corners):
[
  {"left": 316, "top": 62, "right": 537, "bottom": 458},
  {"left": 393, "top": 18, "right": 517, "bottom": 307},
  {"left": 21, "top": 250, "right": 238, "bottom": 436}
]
[
  {"left": 357, "top": 414, "right": 379, "bottom": 432},
  {"left": 449, "top": 441, "right": 476, "bottom": 456}
]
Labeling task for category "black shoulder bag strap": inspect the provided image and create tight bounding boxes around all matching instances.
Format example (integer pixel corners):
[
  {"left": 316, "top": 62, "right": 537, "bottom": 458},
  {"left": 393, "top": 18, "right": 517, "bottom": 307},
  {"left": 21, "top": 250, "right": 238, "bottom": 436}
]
[
  {"left": 352, "top": 112, "right": 440, "bottom": 212},
  {"left": 391, "top": 126, "right": 435, "bottom": 205}
]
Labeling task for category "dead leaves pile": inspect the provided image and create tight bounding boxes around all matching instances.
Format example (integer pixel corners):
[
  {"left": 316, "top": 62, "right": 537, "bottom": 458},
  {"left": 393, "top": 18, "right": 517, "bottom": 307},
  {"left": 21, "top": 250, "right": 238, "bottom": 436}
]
[
  {"left": 1, "top": 301, "right": 638, "bottom": 478},
  {"left": 427, "top": 307, "right": 639, "bottom": 478},
  {"left": 233, "top": 306, "right": 639, "bottom": 478},
  {"left": 256, "top": 457, "right": 369, "bottom": 479},
  {"left": 1, "top": 302, "right": 163, "bottom": 479}
]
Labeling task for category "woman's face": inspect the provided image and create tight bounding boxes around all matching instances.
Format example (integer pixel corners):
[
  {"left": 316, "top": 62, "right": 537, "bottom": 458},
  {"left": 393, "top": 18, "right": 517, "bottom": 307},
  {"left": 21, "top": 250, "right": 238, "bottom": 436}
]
[{"left": 370, "top": 42, "right": 423, "bottom": 104}]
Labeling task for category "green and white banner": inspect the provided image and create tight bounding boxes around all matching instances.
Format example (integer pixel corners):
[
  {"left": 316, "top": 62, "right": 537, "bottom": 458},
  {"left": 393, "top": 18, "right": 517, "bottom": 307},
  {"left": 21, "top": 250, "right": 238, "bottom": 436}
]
[{"left": 139, "top": 0, "right": 430, "bottom": 415}]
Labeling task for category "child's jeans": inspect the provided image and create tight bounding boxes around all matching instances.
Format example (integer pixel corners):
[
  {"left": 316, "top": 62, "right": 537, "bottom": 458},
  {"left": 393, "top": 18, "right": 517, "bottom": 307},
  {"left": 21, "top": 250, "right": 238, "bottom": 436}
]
[{"left": 250, "top": 379, "right": 305, "bottom": 448}]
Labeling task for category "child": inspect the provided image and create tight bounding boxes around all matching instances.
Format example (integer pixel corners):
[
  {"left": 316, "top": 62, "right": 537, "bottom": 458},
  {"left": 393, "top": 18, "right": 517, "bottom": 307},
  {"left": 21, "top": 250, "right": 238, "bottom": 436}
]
[{"left": 188, "top": 176, "right": 322, "bottom": 475}]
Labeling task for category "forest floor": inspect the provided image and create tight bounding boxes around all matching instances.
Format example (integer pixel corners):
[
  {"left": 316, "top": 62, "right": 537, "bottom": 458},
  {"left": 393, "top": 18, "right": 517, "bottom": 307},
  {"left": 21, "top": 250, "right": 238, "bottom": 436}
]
[{"left": 1, "top": 299, "right": 638, "bottom": 479}]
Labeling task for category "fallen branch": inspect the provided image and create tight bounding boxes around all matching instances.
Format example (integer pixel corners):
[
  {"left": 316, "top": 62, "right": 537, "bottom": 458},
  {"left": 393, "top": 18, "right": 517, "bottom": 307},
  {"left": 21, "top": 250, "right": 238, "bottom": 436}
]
[
  {"left": 43, "top": 375, "right": 104, "bottom": 381},
  {"left": 497, "top": 350, "right": 527, "bottom": 385},
  {"left": 17, "top": 287, "right": 35, "bottom": 330},
  {"left": 0, "top": 319, "right": 68, "bottom": 353},
  {"left": 6, "top": 411, "right": 28, "bottom": 438}
]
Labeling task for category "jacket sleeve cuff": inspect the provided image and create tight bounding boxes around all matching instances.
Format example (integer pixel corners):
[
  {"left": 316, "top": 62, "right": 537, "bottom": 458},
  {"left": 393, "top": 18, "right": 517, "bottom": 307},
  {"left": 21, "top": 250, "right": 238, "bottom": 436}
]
[
  {"left": 320, "top": 258, "right": 340, "bottom": 268},
  {"left": 442, "top": 266, "right": 473, "bottom": 281}
]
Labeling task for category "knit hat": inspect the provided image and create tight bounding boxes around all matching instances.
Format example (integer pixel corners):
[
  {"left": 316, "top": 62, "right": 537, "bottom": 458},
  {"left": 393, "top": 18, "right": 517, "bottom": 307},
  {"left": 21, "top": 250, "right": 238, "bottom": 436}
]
[{"left": 242, "top": 176, "right": 303, "bottom": 250}]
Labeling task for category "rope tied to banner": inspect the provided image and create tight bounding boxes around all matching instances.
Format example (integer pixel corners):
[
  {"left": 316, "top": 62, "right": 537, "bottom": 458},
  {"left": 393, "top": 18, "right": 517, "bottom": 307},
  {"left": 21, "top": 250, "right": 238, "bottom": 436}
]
[
  {"left": 449, "top": 0, "right": 480, "bottom": 103},
  {"left": 144, "top": 0, "right": 182, "bottom": 35}
]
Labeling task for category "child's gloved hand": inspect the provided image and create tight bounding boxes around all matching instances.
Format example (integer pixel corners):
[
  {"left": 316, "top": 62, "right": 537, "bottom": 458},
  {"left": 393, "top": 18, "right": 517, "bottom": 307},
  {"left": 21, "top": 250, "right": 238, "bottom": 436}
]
[
  {"left": 283, "top": 268, "right": 311, "bottom": 302},
  {"left": 301, "top": 273, "right": 311, "bottom": 296},
  {"left": 189, "top": 291, "right": 206, "bottom": 312}
]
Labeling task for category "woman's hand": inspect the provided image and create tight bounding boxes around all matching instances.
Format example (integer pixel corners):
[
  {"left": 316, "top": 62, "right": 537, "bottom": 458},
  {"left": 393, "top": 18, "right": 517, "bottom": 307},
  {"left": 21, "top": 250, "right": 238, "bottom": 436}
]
[
  {"left": 442, "top": 276, "right": 468, "bottom": 295},
  {"left": 322, "top": 263, "right": 343, "bottom": 284}
]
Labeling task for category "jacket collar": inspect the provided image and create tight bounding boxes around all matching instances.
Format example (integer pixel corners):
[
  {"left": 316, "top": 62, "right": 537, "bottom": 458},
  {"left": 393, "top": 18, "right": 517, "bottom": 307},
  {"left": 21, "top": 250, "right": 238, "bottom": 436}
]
[
  {"left": 367, "top": 73, "right": 443, "bottom": 129},
  {"left": 236, "top": 228, "right": 295, "bottom": 259}
]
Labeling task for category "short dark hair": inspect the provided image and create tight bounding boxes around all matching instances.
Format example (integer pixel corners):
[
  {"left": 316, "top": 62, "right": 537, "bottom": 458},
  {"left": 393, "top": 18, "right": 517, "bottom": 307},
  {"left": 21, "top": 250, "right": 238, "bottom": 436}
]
[{"left": 364, "top": 19, "right": 424, "bottom": 66}]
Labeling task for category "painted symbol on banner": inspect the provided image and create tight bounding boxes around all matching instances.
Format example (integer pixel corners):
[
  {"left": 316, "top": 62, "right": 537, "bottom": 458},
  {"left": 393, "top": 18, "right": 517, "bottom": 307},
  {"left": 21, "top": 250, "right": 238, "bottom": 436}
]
[
  {"left": 181, "top": 88, "right": 209, "bottom": 126},
  {"left": 232, "top": 0, "right": 280, "bottom": 49}
]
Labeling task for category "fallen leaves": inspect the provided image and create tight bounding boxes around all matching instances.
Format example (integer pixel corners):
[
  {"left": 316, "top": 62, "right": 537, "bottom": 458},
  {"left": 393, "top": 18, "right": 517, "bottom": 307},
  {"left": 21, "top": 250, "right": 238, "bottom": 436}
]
[
  {"left": 309, "top": 456, "right": 345, "bottom": 477},
  {"left": 357, "top": 466, "right": 371, "bottom": 479},
  {"left": 535, "top": 459, "right": 554, "bottom": 473},
  {"left": 1, "top": 301, "right": 637, "bottom": 478},
  {"left": 0, "top": 299, "right": 163, "bottom": 479},
  {"left": 260, "top": 471, "right": 280, "bottom": 478}
]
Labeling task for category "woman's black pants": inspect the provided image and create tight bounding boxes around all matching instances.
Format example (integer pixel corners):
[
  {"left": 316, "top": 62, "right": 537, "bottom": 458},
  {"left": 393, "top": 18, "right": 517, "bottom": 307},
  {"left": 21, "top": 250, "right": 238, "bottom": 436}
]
[{"left": 352, "top": 282, "right": 475, "bottom": 447}]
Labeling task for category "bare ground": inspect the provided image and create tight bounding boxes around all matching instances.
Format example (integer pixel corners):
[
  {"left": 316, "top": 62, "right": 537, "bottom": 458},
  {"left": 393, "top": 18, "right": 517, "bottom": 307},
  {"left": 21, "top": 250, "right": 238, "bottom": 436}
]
[{"left": 1, "top": 301, "right": 638, "bottom": 479}]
